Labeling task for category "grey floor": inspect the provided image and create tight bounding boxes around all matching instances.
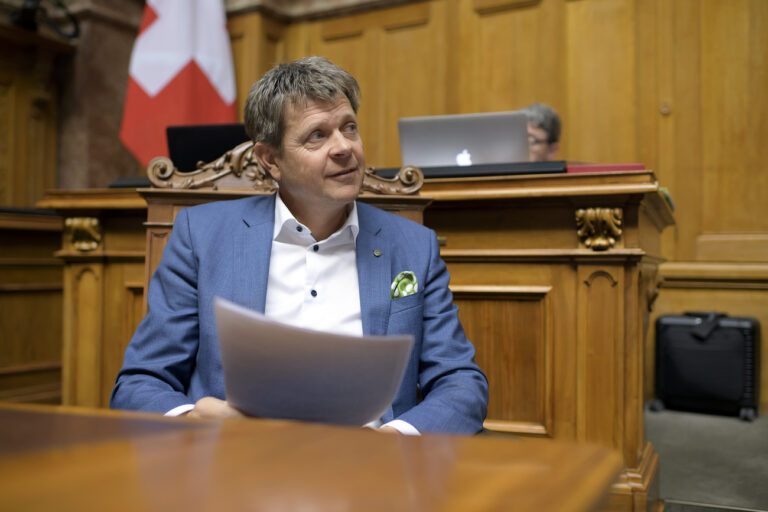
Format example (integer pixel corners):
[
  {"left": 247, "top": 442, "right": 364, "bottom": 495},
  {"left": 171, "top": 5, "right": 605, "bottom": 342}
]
[{"left": 645, "top": 408, "right": 768, "bottom": 511}]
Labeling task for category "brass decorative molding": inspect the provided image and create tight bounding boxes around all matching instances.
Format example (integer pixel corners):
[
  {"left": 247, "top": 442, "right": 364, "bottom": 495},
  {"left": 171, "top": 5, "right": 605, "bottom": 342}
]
[
  {"left": 147, "top": 140, "right": 424, "bottom": 196},
  {"left": 64, "top": 217, "right": 102, "bottom": 252},
  {"left": 575, "top": 207, "right": 623, "bottom": 251}
]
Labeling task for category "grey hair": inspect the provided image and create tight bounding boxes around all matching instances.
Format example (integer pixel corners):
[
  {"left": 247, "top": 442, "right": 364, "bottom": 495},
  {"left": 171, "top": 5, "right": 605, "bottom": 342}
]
[
  {"left": 521, "top": 102, "right": 561, "bottom": 144},
  {"left": 243, "top": 56, "right": 360, "bottom": 149}
]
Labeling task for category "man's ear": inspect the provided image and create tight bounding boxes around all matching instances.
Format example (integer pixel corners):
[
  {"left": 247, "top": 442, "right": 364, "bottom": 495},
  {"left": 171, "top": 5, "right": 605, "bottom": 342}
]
[{"left": 252, "top": 142, "right": 281, "bottom": 182}]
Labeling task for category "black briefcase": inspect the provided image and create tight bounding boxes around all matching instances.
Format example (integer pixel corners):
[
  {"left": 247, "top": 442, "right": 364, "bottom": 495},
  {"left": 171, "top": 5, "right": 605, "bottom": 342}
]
[{"left": 650, "top": 312, "right": 760, "bottom": 421}]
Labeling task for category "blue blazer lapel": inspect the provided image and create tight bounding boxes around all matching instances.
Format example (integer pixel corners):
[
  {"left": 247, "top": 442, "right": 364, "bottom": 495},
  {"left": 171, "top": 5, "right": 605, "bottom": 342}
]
[
  {"left": 233, "top": 195, "right": 275, "bottom": 313},
  {"left": 356, "top": 204, "right": 391, "bottom": 337}
]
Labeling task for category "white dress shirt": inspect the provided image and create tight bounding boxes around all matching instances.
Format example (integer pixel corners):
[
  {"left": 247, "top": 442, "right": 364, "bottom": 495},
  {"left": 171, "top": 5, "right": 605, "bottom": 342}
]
[
  {"left": 264, "top": 194, "right": 363, "bottom": 336},
  {"left": 168, "top": 194, "right": 418, "bottom": 435}
]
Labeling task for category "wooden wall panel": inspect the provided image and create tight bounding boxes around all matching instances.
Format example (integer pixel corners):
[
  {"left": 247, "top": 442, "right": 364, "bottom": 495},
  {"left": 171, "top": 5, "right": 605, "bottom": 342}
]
[
  {"left": 565, "top": 0, "right": 636, "bottom": 163},
  {"left": 635, "top": 0, "right": 704, "bottom": 262},
  {"left": 459, "top": 0, "right": 566, "bottom": 118},
  {"left": 228, "top": 11, "right": 288, "bottom": 120},
  {"left": 0, "top": 28, "right": 64, "bottom": 209},
  {"left": 454, "top": 286, "right": 553, "bottom": 436},
  {"left": 698, "top": 0, "right": 768, "bottom": 258},
  {"left": 0, "top": 215, "right": 63, "bottom": 404},
  {"left": 377, "top": 3, "right": 448, "bottom": 167}
]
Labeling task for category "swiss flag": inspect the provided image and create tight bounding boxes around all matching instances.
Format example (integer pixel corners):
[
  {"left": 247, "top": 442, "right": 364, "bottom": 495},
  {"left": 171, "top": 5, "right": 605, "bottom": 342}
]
[{"left": 120, "top": 0, "right": 237, "bottom": 166}]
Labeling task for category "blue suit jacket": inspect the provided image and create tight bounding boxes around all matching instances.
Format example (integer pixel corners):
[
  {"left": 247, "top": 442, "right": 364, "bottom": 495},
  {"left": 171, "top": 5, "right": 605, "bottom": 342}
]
[{"left": 110, "top": 195, "right": 488, "bottom": 434}]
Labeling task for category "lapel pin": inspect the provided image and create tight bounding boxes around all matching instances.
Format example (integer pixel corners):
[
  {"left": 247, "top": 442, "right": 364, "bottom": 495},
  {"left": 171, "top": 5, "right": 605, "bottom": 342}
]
[{"left": 373, "top": 249, "right": 382, "bottom": 257}]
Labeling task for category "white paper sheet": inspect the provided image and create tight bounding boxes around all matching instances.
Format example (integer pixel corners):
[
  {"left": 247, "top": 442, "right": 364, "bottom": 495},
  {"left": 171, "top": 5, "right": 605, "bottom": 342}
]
[{"left": 214, "top": 297, "right": 414, "bottom": 426}]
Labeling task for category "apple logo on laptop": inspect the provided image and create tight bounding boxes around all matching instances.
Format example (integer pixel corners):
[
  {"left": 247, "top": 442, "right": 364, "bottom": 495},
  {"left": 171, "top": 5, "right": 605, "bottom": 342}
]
[{"left": 456, "top": 149, "right": 472, "bottom": 167}]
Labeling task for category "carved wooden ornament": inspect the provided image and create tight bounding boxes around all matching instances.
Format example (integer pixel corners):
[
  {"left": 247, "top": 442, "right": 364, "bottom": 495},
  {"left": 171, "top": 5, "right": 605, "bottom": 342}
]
[
  {"left": 575, "top": 207, "right": 623, "bottom": 251},
  {"left": 65, "top": 217, "right": 102, "bottom": 252},
  {"left": 147, "top": 142, "right": 276, "bottom": 193},
  {"left": 147, "top": 141, "right": 423, "bottom": 195}
]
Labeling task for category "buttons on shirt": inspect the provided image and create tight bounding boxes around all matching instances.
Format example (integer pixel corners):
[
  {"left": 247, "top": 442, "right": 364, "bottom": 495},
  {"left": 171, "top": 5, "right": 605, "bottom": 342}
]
[
  {"left": 296, "top": 226, "right": 303, "bottom": 232},
  {"left": 313, "top": 245, "right": 319, "bottom": 252},
  {"left": 310, "top": 289, "right": 317, "bottom": 297}
]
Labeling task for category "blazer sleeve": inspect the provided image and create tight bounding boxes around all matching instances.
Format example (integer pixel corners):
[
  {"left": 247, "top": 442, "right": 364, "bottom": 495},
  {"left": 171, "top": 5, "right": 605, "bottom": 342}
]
[
  {"left": 394, "top": 231, "right": 489, "bottom": 434},
  {"left": 110, "top": 208, "right": 201, "bottom": 412}
]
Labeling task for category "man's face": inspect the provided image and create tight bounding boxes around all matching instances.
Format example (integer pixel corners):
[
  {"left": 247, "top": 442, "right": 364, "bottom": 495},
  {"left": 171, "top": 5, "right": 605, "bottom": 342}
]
[
  {"left": 527, "top": 122, "right": 558, "bottom": 162},
  {"left": 266, "top": 96, "right": 365, "bottom": 218}
]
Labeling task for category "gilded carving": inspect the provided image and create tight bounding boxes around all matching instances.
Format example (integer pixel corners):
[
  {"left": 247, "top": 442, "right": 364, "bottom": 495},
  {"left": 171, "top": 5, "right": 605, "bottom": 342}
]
[
  {"left": 147, "top": 141, "right": 424, "bottom": 195},
  {"left": 575, "top": 207, "right": 623, "bottom": 251},
  {"left": 65, "top": 217, "right": 102, "bottom": 252}
]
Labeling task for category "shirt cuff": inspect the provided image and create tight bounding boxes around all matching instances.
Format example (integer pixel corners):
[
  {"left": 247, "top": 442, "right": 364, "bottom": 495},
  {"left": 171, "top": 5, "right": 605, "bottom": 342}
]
[
  {"left": 382, "top": 419, "right": 420, "bottom": 436},
  {"left": 165, "top": 404, "right": 195, "bottom": 416}
]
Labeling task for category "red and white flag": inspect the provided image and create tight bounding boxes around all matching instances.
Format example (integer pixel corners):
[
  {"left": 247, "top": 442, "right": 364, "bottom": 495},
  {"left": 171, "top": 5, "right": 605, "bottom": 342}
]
[{"left": 120, "top": 0, "right": 237, "bottom": 166}]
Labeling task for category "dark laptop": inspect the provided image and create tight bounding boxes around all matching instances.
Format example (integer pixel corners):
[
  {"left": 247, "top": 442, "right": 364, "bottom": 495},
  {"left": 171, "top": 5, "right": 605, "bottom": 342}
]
[{"left": 166, "top": 123, "right": 250, "bottom": 172}]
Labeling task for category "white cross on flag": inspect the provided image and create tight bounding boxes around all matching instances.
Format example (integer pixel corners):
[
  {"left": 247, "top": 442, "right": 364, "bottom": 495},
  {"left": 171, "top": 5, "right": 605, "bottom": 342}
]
[{"left": 120, "top": 0, "right": 237, "bottom": 166}]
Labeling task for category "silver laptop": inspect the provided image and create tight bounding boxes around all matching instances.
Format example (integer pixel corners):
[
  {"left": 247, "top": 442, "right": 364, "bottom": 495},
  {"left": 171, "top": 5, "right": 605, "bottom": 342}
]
[{"left": 398, "top": 110, "right": 529, "bottom": 167}]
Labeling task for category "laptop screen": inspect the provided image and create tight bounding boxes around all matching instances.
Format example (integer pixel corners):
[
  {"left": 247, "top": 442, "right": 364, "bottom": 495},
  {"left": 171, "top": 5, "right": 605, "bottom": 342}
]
[
  {"left": 397, "top": 111, "right": 529, "bottom": 167},
  {"left": 166, "top": 123, "right": 250, "bottom": 172}
]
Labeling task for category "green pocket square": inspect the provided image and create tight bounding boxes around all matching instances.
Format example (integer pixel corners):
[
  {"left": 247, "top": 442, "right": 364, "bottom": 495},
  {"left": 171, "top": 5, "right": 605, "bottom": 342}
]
[{"left": 391, "top": 271, "right": 418, "bottom": 299}]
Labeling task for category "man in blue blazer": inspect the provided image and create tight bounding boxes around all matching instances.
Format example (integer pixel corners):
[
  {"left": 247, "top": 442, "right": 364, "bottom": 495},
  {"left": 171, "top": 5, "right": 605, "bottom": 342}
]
[{"left": 110, "top": 56, "right": 488, "bottom": 435}]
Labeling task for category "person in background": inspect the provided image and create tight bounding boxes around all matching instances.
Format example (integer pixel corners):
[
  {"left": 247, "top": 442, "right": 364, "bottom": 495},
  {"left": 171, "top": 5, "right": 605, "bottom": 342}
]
[{"left": 522, "top": 102, "right": 561, "bottom": 162}]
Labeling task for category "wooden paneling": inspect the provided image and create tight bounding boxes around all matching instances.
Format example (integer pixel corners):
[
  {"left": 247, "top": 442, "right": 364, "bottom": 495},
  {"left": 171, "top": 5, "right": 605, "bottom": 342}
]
[
  {"left": 0, "top": 26, "right": 69, "bottom": 209},
  {"left": 565, "top": 0, "right": 636, "bottom": 163},
  {"left": 454, "top": 285, "right": 553, "bottom": 436},
  {"left": 228, "top": 11, "right": 288, "bottom": 120},
  {"left": 0, "top": 213, "right": 63, "bottom": 403},
  {"left": 700, "top": 0, "right": 768, "bottom": 238},
  {"left": 577, "top": 267, "right": 624, "bottom": 449},
  {"left": 458, "top": 0, "right": 566, "bottom": 124}
]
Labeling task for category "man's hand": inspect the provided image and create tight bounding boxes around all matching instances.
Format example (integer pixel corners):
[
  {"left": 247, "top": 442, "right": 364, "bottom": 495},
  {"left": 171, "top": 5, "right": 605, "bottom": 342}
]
[{"left": 186, "top": 397, "right": 246, "bottom": 419}]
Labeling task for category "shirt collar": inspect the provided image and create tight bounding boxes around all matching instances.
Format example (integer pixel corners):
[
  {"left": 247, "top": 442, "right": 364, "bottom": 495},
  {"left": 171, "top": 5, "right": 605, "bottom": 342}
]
[{"left": 273, "top": 193, "right": 359, "bottom": 246}]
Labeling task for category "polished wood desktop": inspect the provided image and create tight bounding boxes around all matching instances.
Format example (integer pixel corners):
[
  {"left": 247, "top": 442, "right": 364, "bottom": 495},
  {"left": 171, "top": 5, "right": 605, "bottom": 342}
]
[{"left": 0, "top": 403, "right": 620, "bottom": 511}]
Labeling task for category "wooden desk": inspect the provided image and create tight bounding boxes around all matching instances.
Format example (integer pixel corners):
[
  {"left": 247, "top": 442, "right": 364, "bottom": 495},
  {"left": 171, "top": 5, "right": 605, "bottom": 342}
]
[
  {"left": 38, "top": 170, "right": 672, "bottom": 512},
  {"left": 420, "top": 170, "right": 674, "bottom": 512},
  {"left": 0, "top": 403, "right": 620, "bottom": 511}
]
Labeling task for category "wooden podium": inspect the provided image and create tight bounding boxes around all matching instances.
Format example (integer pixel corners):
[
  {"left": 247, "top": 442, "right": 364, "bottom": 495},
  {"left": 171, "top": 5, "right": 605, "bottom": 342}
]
[
  {"left": 41, "top": 167, "right": 672, "bottom": 512},
  {"left": 420, "top": 170, "right": 674, "bottom": 512}
]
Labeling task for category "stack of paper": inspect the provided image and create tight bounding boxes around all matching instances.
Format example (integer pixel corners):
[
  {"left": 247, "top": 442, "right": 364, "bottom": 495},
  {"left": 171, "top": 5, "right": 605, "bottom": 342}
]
[{"left": 214, "top": 297, "right": 414, "bottom": 426}]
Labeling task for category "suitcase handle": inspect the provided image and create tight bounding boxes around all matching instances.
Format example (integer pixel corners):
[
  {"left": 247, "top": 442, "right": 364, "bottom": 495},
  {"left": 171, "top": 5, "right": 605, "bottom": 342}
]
[
  {"left": 685, "top": 311, "right": 726, "bottom": 340},
  {"left": 684, "top": 311, "right": 725, "bottom": 319}
]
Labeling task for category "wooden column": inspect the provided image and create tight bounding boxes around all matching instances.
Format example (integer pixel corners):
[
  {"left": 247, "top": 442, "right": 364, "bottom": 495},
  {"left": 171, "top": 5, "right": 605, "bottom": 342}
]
[{"left": 38, "top": 190, "right": 147, "bottom": 408}]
